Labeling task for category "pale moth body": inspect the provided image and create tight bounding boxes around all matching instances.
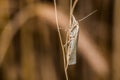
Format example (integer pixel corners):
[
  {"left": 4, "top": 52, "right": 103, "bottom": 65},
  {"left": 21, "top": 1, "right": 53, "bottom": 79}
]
[
  {"left": 66, "top": 10, "right": 97, "bottom": 65},
  {"left": 67, "top": 15, "right": 79, "bottom": 65}
]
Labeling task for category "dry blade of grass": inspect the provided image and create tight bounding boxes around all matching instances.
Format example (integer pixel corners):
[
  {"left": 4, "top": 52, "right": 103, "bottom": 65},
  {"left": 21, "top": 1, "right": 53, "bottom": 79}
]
[
  {"left": 20, "top": 22, "right": 36, "bottom": 80},
  {"left": 0, "top": 5, "right": 35, "bottom": 65},
  {"left": 20, "top": 1, "right": 36, "bottom": 80},
  {"left": 64, "top": 0, "right": 79, "bottom": 73},
  {"left": 0, "top": 3, "right": 109, "bottom": 77},
  {"left": 113, "top": 0, "right": 120, "bottom": 79},
  {"left": 2, "top": 44, "right": 18, "bottom": 80},
  {"left": 39, "top": 55, "right": 58, "bottom": 80},
  {"left": 78, "top": 28, "right": 109, "bottom": 77},
  {"left": 53, "top": 0, "right": 79, "bottom": 79},
  {"left": 53, "top": 0, "right": 68, "bottom": 80}
]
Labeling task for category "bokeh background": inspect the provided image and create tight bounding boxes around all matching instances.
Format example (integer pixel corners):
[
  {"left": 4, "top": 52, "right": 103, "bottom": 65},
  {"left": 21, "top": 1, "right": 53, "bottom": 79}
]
[{"left": 0, "top": 0, "right": 118, "bottom": 80}]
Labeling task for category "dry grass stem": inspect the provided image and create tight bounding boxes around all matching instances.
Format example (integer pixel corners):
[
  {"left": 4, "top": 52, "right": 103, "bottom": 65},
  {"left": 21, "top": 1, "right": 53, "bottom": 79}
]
[{"left": 0, "top": 3, "right": 109, "bottom": 77}]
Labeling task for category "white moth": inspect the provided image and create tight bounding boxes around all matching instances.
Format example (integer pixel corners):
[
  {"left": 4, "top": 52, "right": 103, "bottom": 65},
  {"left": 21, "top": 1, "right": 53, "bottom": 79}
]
[
  {"left": 66, "top": 15, "right": 79, "bottom": 65},
  {"left": 65, "top": 10, "right": 97, "bottom": 66}
]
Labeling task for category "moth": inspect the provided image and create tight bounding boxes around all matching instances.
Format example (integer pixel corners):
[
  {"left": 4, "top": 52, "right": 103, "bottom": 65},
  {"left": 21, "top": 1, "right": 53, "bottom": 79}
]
[
  {"left": 65, "top": 15, "right": 79, "bottom": 65},
  {"left": 65, "top": 10, "right": 97, "bottom": 66}
]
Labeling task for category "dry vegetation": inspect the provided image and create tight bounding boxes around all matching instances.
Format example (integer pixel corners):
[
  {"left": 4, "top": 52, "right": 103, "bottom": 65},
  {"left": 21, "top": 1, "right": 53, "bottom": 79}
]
[{"left": 0, "top": 0, "right": 117, "bottom": 80}]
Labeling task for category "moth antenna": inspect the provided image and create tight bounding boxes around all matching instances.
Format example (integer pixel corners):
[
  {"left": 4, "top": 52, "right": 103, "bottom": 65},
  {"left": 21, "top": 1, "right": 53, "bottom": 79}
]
[{"left": 78, "top": 10, "right": 98, "bottom": 22}]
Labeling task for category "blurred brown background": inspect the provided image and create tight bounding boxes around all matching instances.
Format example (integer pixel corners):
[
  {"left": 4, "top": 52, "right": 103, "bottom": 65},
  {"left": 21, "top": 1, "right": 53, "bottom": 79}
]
[{"left": 0, "top": 0, "right": 118, "bottom": 80}]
